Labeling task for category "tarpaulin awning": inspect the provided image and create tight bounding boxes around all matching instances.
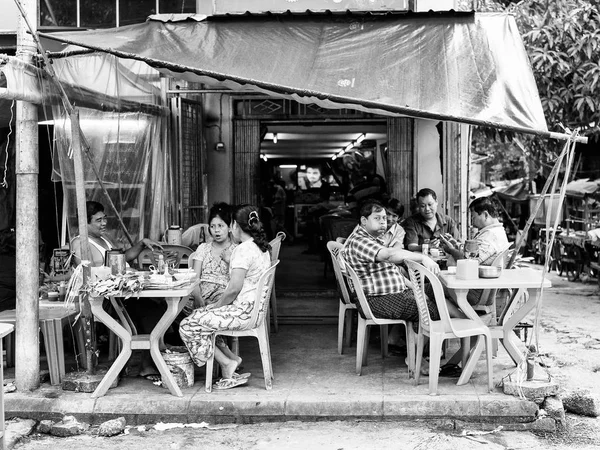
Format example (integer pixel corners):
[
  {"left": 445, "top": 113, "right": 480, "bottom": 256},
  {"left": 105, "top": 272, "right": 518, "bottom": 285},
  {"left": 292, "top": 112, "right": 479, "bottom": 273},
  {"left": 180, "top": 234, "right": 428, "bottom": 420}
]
[
  {"left": 565, "top": 179, "right": 600, "bottom": 198},
  {"left": 40, "top": 12, "right": 548, "bottom": 135}
]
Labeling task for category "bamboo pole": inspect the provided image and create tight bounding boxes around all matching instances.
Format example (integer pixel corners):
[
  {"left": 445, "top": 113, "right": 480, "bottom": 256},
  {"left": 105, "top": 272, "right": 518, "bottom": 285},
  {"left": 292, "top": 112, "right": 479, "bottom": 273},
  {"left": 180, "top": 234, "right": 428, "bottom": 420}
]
[
  {"left": 14, "top": 0, "right": 40, "bottom": 391},
  {"left": 70, "top": 111, "right": 96, "bottom": 373}
]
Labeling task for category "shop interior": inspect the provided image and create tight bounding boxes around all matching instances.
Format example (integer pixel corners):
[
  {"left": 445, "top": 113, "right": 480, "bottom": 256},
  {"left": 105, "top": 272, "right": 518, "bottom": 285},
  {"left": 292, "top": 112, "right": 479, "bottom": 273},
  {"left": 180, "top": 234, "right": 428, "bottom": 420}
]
[{"left": 258, "top": 122, "right": 388, "bottom": 323}]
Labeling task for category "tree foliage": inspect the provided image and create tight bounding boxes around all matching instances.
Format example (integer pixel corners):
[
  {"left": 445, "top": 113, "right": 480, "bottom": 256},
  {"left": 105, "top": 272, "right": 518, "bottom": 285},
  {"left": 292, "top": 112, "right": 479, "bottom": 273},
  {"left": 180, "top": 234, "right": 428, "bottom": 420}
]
[{"left": 483, "top": 0, "right": 600, "bottom": 140}]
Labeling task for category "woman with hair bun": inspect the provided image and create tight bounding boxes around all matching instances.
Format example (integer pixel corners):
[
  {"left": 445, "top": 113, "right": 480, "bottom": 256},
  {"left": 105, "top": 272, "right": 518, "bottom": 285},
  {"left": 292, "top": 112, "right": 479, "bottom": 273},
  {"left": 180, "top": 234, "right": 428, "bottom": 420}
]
[{"left": 179, "top": 205, "right": 271, "bottom": 390}]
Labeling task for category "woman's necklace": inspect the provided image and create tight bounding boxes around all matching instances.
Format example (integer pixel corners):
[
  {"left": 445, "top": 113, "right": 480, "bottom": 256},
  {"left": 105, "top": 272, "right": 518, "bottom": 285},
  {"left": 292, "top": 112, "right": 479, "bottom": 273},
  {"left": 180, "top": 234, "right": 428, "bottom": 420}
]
[{"left": 211, "top": 240, "right": 230, "bottom": 258}]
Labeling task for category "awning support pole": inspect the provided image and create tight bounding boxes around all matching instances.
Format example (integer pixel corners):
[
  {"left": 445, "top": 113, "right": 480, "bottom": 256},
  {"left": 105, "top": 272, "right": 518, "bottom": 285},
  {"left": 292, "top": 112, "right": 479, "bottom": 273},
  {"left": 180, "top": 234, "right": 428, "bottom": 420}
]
[{"left": 14, "top": 0, "right": 40, "bottom": 392}]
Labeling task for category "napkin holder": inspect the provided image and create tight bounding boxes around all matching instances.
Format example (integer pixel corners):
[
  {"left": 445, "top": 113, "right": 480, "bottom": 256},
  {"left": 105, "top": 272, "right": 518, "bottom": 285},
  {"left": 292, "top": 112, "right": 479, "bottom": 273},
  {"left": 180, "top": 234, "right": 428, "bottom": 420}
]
[{"left": 456, "top": 259, "right": 479, "bottom": 280}]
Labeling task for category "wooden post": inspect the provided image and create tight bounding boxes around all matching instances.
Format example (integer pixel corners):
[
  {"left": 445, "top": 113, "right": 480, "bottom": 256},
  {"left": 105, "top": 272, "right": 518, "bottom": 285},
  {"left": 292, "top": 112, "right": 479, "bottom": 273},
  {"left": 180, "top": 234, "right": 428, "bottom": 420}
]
[
  {"left": 15, "top": 0, "right": 40, "bottom": 391},
  {"left": 71, "top": 111, "right": 97, "bottom": 373}
]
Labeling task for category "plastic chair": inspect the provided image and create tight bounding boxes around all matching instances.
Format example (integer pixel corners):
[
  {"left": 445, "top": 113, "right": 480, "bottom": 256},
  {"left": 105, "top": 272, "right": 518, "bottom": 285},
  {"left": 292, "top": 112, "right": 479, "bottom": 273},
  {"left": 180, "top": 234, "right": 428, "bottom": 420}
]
[
  {"left": 326, "top": 241, "right": 357, "bottom": 355},
  {"left": 267, "top": 232, "right": 285, "bottom": 333},
  {"left": 137, "top": 244, "right": 194, "bottom": 269},
  {"left": 181, "top": 223, "right": 212, "bottom": 249},
  {"left": 320, "top": 216, "right": 357, "bottom": 277},
  {"left": 205, "top": 260, "right": 279, "bottom": 392},
  {"left": 404, "top": 260, "right": 494, "bottom": 395},
  {"left": 0, "top": 323, "right": 14, "bottom": 450},
  {"left": 345, "top": 265, "right": 416, "bottom": 377}
]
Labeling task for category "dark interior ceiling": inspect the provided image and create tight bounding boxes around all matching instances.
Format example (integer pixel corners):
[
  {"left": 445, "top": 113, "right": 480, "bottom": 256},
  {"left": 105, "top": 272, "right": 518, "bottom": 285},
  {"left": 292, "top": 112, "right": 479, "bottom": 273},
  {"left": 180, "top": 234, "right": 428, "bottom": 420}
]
[{"left": 260, "top": 123, "right": 387, "bottom": 160}]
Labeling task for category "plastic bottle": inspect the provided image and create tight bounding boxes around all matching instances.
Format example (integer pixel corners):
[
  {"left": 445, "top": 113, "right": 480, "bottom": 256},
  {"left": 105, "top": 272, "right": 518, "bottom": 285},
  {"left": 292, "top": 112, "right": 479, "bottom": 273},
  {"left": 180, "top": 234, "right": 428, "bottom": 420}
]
[
  {"left": 157, "top": 254, "right": 165, "bottom": 274},
  {"left": 422, "top": 239, "right": 430, "bottom": 256},
  {"left": 199, "top": 227, "right": 206, "bottom": 244}
]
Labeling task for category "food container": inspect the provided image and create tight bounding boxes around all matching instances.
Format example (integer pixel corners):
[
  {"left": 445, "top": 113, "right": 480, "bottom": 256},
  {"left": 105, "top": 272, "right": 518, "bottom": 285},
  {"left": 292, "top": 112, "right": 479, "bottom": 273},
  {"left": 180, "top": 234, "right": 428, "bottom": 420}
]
[
  {"left": 478, "top": 265, "right": 502, "bottom": 278},
  {"left": 456, "top": 259, "right": 478, "bottom": 280},
  {"left": 166, "top": 225, "right": 182, "bottom": 245}
]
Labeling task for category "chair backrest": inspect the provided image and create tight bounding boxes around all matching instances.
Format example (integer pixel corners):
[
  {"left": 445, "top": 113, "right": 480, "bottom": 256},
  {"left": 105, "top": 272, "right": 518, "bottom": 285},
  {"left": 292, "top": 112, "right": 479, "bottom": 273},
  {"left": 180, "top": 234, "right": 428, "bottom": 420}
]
[
  {"left": 329, "top": 219, "right": 358, "bottom": 242},
  {"left": 344, "top": 265, "right": 379, "bottom": 323},
  {"left": 478, "top": 245, "right": 514, "bottom": 306},
  {"left": 326, "top": 241, "right": 353, "bottom": 306},
  {"left": 268, "top": 232, "right": 286, "bottom": 263},
  {"left": 181, "top": 223, "right": 212, "bottom": 248},
  {"left": 138, "top": 244, "right": 194, "bottom": 269},
  {"left": 247, "top": 260, "right": 280, "bottom": 329},
  {"left": 404, "top": 260, "right": 454, "bottom": 334}
]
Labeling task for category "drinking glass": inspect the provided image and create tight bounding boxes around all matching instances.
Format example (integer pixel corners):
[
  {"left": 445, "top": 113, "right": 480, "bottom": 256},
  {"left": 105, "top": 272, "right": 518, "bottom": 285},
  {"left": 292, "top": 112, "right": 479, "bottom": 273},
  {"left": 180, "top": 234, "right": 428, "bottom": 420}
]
[{"left": 464, "top": 240, "right": 479, "bottom": 259}]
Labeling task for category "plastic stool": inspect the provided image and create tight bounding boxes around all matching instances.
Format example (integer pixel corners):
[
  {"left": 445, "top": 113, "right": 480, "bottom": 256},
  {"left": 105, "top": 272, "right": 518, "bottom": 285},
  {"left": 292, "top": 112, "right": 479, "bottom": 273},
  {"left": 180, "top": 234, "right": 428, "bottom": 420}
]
[{"left": 0, "top": 304, "right": 84, "bottom": 385}]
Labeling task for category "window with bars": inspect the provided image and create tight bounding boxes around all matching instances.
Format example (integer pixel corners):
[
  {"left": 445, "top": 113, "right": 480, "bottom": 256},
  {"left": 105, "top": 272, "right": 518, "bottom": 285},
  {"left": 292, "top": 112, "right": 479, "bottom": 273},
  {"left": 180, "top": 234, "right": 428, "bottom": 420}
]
[{"left": 39, "top": 0, "right": 196, "bottom": 28}]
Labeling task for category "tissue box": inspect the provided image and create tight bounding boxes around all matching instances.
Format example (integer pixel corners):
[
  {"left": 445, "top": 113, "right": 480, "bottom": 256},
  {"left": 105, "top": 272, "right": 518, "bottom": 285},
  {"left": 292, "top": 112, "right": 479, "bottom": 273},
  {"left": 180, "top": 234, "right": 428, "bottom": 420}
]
[{"left": 456, "top": 259, "right": 479, "bottom": 280}]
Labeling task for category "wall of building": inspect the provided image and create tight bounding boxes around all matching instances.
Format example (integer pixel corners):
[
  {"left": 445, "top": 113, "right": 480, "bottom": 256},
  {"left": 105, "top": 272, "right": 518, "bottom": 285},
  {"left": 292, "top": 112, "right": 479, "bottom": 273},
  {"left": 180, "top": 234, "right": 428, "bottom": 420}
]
[
  {"left": 415, "top": 118, "right": 444, "bottom": 207},
  {"left": 204, "top": 93, "right": 233, "bottom": 206}
]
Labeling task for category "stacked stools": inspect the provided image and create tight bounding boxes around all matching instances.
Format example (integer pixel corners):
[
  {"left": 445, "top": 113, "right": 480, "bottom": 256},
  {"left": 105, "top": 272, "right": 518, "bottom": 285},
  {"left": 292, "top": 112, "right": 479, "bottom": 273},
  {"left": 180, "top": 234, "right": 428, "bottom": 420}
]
[{"left": 0, "top": 302, "right": 84, "bottom": 386}]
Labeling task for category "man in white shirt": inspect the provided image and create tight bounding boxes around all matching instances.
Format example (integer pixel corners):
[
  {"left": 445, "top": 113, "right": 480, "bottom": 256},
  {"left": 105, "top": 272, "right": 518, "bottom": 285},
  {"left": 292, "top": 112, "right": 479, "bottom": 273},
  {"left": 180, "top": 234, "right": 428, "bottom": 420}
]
[{"left": 441, "top": 196, "right": 510, "bottom": 305}]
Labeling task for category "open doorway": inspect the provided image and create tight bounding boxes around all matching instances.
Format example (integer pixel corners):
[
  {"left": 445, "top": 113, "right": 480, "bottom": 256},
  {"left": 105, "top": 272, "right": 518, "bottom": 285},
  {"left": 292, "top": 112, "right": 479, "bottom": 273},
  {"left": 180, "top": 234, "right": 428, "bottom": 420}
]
[{"left": 256, "top": 121, "right": 388, "bottom": 321}]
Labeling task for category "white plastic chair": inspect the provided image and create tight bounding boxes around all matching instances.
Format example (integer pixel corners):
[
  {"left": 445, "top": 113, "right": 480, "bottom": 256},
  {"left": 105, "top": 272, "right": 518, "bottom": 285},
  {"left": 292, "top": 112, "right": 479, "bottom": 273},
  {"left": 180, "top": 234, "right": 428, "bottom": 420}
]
[
  {"left": 267, "top": 232, "right": 285, "bottom": 333},
  {"left": 405, "top": 260, "right": 493, "bottom": 395},
  {"left": 327, "top": 241, "right": 357, "bottom": 355},
  {"left": 205, "top": 260, "right": 279, "bottom": 392},
  {"left": 345, "top": 265, "right": 416, "bottom": 378}
]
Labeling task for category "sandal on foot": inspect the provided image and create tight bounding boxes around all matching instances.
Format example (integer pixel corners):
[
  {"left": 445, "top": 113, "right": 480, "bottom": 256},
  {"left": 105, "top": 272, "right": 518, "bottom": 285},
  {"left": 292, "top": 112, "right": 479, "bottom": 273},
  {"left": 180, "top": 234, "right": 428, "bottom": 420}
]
[
  {"left": 232, "top": 372, "right": 251, "bottom": 380},
  {"left": 212, "top": 377, "right": 248, "bottom": 390},
  {"left": 439, "top": 363, "right": 462, "bottom": 377},
  {"left": 143, "top": 374, "right": 161, "bottom": 382}
]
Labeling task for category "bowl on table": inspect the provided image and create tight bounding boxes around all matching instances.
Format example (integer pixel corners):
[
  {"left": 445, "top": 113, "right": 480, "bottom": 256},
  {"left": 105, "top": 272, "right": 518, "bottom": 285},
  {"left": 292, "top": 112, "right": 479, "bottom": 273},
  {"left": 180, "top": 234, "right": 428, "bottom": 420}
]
[{"left": 478, "top": 265, "right": 502, "bottom": 279}]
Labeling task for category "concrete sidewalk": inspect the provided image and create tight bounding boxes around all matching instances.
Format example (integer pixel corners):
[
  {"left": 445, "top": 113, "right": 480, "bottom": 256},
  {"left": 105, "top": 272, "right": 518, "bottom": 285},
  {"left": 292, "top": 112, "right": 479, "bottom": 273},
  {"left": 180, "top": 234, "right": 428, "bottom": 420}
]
[{"left": 4, "top": 324, "right": 538, "bottom": 426}]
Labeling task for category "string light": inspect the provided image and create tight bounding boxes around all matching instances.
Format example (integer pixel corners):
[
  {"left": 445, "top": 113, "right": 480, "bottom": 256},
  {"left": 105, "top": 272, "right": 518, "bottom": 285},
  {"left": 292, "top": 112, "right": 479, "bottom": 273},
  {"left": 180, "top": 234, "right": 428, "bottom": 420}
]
[{"left": 331, "top": 133, "right": 366, "bottom": 160}]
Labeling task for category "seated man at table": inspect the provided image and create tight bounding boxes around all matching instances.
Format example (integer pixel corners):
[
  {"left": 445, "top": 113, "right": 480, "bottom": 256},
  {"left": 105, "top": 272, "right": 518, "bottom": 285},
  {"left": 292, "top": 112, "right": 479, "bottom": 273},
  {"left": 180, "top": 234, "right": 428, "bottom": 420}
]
[
  {"left": 382, "top": 198, "right": 405, "bottom": 248},
  {"left": 342, "top": 200, "right": 463, "bottom": 328},
  {"left": 403, "top": 188, "right": 460, "bottom": 253},
  {"left": 440, "top": 196, "right": 510, "bottom": 306},
  {"left": 71, "top": 200, "right": 165, "bottom": 380}
]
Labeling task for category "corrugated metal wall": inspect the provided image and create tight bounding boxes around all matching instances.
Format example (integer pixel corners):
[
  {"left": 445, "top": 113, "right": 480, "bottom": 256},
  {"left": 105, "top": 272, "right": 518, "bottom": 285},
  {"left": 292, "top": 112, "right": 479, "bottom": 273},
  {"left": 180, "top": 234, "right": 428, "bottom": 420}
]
[{"left": 233, "top": 119, "right": 260, "bottom": 206}]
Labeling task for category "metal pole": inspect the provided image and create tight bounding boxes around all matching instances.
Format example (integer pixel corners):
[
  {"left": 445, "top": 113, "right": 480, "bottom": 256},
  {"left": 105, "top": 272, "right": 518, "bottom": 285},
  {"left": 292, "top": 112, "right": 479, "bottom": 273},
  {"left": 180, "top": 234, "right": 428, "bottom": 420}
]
[{"left": 15, "top": 0, "right": 40, "bottom": 391}]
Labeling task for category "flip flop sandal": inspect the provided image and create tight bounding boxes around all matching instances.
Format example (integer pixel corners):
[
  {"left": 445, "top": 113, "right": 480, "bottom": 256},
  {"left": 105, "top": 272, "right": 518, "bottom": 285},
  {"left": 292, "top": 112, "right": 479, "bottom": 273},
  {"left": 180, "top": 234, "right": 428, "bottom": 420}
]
[
  {"left": 439, "top": 363, "right": 462, "bottom": 377},
  {"left": 232, "top": 372, "right": 251, "bottom": 380},
  {"left": 144, "top": 374, "right": 162, "bottom": 383},
  {"left": 212, "top": 377, "right": 248, "bottom": 390}
]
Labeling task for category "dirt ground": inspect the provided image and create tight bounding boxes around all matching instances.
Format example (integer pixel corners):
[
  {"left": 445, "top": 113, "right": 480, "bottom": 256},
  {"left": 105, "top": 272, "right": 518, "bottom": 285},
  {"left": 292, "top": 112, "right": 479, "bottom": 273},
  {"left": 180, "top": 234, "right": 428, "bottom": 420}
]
[
  {"left": 11, "top": 418, "right": 600, "bottom": 450},
  {"left": 11, "top": 265, "right": 600, "bottom": 449}
]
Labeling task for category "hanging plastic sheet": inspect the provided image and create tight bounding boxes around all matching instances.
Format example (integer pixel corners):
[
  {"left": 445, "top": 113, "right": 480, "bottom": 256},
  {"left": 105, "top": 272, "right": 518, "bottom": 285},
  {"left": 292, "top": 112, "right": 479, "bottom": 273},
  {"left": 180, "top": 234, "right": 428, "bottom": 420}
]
[{"left": 52, "top": 108, "right": 161, "bottom": 246}]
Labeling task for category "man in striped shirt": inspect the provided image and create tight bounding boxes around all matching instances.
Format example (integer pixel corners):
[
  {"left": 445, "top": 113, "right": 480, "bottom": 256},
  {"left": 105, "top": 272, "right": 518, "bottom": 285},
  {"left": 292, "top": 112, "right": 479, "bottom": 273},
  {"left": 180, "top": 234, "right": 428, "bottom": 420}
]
[{"left": 342, "top": 200, "right": 442, "bottom": 322}]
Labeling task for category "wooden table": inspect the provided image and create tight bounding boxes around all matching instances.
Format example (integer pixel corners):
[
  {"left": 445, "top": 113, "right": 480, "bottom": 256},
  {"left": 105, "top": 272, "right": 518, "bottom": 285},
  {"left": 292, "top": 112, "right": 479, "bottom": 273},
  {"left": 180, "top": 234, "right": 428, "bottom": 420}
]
[
  {"left": 89, "top": 279, "right": 198, "bottom": 398},
  {"left": 438, "top": 268, "right": 551, "bottom": 385}
]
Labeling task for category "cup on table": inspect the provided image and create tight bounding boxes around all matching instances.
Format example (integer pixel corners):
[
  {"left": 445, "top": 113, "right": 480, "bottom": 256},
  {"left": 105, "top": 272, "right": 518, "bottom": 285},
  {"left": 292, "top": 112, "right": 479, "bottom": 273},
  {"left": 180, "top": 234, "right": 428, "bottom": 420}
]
[
  {"left": 58, "top": 282, "right": 66, "bottom": 302},
  {"left": 429, "top": 248, "right": 440, "bottom": 259}
]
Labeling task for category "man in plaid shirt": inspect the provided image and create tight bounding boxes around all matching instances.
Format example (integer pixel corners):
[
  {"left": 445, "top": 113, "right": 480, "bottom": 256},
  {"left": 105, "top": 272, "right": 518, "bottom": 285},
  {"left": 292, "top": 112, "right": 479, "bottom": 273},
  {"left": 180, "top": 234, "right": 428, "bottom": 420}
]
[{"left": 342, "top": 200, "right": 443, "bottom": 322}]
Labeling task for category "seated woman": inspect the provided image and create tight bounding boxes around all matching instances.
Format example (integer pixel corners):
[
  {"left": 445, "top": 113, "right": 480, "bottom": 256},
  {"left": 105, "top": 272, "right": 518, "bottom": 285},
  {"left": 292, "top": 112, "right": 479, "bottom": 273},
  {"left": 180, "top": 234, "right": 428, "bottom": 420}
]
[
  {"left": 179, "top": 205, "right": 271, "bottom": 390},
  {"left": 188, "top": 202, "right": 237, "bottom": 310}
]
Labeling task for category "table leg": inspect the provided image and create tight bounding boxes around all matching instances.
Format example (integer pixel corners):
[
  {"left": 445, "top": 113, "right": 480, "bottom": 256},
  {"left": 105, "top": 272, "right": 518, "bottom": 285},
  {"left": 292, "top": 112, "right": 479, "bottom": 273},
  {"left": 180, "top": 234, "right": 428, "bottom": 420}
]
[
  {"left": 90, "top": 297, "right": 133, "bottom": 398},
  {"left": 453, "top": 288, "right": 490, "bottom": 386},
  {"left": 500, "top": 288, "right": 540, "bottom": 364},
  {"left": 148, "top": 296, "right": 188, "bottom": 397}
]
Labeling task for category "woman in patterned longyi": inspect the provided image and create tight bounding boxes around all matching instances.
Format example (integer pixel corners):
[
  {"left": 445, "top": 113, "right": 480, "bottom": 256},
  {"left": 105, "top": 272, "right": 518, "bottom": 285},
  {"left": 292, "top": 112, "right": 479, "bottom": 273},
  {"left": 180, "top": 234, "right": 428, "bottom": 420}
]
[{"left": 179, "top": 205, "right": 271, "bottom": 390}]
